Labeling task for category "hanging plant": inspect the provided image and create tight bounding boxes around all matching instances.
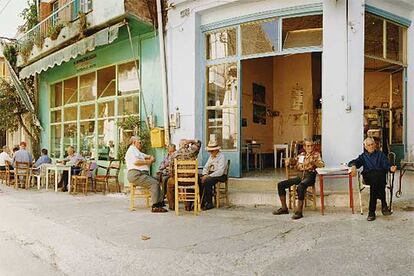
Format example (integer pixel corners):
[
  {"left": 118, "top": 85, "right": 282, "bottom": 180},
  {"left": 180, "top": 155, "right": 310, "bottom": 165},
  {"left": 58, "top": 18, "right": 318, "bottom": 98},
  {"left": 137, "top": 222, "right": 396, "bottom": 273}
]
[
  {"left": 19, "top": 39, "right": 35, "bottom": 63},
  {"left": 78, "top": 11, "right": 88, "bottom": 39},
  {"left": 3, "top": 44, "right": 17, "bottom": 69},
  {"left": 19, "top": 0, "right": 38, "bottom": 33},
  {"left": 33, "top": 33, "right": 45, "bottom": 49},
  {"left": 117, "top": 115, "right": 151, "bottom": 161},
  {"left": 48, "top": 23, "right": 64, "bottom": 40}
]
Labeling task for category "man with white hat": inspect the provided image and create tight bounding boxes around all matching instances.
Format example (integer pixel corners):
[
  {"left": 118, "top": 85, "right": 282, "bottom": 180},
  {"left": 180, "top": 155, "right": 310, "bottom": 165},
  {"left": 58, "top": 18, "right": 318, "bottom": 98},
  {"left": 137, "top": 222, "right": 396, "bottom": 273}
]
[{"left": 200, "top": 140, "right": 228, "bottom": 210}]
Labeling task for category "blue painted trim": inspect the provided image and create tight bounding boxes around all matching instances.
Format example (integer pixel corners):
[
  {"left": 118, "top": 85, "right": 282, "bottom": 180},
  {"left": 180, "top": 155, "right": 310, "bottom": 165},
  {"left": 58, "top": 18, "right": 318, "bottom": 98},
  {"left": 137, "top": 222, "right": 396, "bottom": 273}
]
[
  {"left": 201, "top": 3, "right": 322, "bottom": 32},
  {"left": 366, "top": 5, "right": 411, "bottom": 27}
]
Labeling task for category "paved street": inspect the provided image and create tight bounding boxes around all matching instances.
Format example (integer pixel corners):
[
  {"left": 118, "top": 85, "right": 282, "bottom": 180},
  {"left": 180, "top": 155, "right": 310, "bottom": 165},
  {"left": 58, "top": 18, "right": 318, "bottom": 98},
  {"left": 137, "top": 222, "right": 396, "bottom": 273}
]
[{"left": 0, "top": 183, "right": 413, "bottom": 276}]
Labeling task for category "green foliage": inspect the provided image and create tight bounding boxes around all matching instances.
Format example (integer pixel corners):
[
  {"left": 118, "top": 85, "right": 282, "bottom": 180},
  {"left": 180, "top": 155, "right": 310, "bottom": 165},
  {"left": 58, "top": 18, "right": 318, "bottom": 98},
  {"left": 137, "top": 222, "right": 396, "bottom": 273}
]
[
  {"left": 19, "top": 39, "right": 34, "bottom": 63},
  {"left": 0, "top": 80, "right": 27, "bottom": 132},
  {"left": 117, "top": 115, "right": 151, "bottom": 161},
  {"left": 78, "top": 12, "right": 87, "bottom": 38},
  {"left": 33, "top": 32, "right": 45, "bottom": 48},
  {"left": 19, "top": 0, "right": 38, "bottom": 33},
  {"left": 48, "top": 23, "right": 64, "bottom": 40},
  {"left": 3, "top": 44, "right": 17, "bottom": 69}
]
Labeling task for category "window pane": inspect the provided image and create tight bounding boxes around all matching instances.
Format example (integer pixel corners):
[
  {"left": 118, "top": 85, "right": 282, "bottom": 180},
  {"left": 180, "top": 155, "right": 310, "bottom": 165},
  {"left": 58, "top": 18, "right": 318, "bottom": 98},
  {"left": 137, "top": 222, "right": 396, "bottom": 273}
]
[
  {"left": 97, "top": 66, "right": 116, "bottom": 98},
  {"left": 51, "top": 109, "right": 62, "bottom": 123},
  {"left": 365, "top": 13, "right": 383, "bottom": 58},
  {"left": 206, "top": 28, "right": 237, "bottom": 60},
  {"left": 51, "top": 124, "right": 61, "bottom": 158},
  {"left": 98, "top": 101, "right": 115, "bottom": 118},
  {"left": 241, "top": 19, "right": 278, "bottom": 55},
  {"left": 118, "top": 96, "right": 139, "bottom": 116},
  {"left": 98, "top": 119, "right": 116, "bottom": 160},
  {"left": 80, "top": 121, "right": 95, "bottom": 159},
  {"left": 79, "top": 72, "right": 97, "bottom": 102},
  {"left": 206, "top": 63, "right": 238, "bottom": 150},
  {"left": 64, "top": 77, "right": 78, "bottom": 104},
  {"left": 63, "top": 123, "right": 77, "bottom": 152},
  {"left": 386, "top": 22, "right": 403, "bottom": 62},
  {"left": 282, "top": 15, "right": 323, "bottom": 49},
  {"left": 51, "top": 82, "right": 62, "bottom": 108},
  {"left": 64, "top": 106, "right": 77, "bottom": 121},
  {"left": 118, "top": 62, "right": 140, "bottom": 95},
  {"left": 80, "top": 104, "right": 95, "bottom": 120}
]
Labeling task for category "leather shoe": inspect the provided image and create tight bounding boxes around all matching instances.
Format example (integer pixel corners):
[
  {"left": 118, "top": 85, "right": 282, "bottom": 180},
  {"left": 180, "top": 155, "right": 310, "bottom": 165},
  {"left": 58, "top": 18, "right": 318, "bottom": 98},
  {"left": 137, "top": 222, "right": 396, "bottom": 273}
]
[
  {"left": 382, "top": 207, "right": 392, "bottom": 216},
  {"left": 151, "top": 207, "right": 168, "bottom": 213},
  {"left": 367, "top": 212, "right": 376, "bottom": 221},
  {"left": 202, "top": 202, "right": 214, "bottom": 211},
  {"left": 272, "top": 208, "right": 289, "bottom": 215},
  {"left": 291, "top": 212, "right": 303, "bottom": 220}
]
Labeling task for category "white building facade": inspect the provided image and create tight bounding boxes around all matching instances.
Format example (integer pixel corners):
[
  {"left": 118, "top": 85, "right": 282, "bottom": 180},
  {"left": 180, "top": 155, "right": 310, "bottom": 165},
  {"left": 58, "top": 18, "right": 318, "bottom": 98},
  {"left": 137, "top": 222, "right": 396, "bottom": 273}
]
[{"left": 165, "top": 0, "right": 414, "bottom": 177}]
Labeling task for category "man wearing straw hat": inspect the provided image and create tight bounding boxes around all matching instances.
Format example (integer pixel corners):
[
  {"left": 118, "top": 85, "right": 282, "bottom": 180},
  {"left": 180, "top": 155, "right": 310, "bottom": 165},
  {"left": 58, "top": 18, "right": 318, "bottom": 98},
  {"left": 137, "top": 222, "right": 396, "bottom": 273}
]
[{"left": 199, "top": 140, "right": 228, "bottom": 210}]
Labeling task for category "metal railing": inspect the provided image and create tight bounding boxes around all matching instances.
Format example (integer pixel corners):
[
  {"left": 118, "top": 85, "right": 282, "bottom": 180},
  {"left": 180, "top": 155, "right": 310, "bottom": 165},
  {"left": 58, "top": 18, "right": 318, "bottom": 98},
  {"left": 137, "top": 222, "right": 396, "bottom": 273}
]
[{"left": 18, "top": 0, "right": 93, "bottom": 47}]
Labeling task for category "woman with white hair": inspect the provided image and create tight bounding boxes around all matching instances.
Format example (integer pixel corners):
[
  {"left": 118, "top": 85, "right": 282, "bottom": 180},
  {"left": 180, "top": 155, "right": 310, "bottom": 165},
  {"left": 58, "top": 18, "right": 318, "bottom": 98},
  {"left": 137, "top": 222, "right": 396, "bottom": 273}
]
[{"left": 348, "top": 137, "right": 397, "bottom": 221}]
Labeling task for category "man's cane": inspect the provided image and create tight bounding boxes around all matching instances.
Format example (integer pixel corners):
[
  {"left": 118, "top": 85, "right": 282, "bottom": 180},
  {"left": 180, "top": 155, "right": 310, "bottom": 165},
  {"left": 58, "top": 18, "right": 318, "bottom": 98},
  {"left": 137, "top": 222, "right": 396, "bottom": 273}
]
[{"left": 388, "top": 152, "right": 396, "bottom": 213}]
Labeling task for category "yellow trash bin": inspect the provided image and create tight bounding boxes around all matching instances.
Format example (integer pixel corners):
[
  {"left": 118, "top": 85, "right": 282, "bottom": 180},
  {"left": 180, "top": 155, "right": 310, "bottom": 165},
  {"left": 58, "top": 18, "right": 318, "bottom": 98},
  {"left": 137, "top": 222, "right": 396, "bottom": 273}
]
[{"left": 150, "top": 128, "right": 165, "bottom": 148}]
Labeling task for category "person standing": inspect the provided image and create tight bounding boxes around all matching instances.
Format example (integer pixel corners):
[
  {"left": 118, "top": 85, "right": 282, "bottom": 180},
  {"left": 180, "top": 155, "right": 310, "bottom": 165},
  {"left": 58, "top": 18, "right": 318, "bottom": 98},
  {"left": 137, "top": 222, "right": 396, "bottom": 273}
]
[{"left": 126, "top": 136, "right": 167, "bottom": 213}]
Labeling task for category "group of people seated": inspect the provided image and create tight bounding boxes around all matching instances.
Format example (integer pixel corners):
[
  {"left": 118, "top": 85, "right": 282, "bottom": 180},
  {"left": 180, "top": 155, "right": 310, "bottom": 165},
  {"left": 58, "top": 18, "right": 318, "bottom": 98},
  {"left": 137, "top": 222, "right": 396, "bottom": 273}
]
[
  {"left": 0, "top": 142, "right": 51, "bottom": 172},
  {"left": 272, "top": 137, "right": 396, "bottom": 221},
  {"left": 125, "top": 137, "right": 228, "bottom": 213}
]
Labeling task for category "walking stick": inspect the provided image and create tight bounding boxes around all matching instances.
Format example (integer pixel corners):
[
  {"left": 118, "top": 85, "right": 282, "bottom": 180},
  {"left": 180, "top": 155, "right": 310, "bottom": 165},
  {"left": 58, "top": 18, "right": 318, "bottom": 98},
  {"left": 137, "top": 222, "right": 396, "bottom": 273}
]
[{"left": 388, "top": 152, "right": 396, "bottom": 212}]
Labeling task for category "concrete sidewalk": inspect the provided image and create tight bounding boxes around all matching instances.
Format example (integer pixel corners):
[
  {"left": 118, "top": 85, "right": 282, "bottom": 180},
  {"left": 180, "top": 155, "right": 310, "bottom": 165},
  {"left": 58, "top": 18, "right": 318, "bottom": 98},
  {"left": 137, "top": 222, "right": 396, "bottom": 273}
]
[{"left": 0, "top": 182, "right": 413, "bottom": 276}]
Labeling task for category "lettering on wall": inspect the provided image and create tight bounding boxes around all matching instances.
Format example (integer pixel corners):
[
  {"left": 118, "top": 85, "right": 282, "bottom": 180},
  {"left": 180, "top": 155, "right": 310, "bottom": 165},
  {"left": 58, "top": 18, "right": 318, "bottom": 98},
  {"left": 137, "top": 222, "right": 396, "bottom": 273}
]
[{"left": 74, "top": 54, "right": 97, "bottom": 72}]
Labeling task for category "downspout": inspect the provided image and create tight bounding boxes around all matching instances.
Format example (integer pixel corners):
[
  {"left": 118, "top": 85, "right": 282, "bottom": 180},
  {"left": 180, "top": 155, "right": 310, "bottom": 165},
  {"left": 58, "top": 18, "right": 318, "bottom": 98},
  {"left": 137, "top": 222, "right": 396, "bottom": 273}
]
[{"left": 156, "top": 0, "right": 170, "bottom": 146}]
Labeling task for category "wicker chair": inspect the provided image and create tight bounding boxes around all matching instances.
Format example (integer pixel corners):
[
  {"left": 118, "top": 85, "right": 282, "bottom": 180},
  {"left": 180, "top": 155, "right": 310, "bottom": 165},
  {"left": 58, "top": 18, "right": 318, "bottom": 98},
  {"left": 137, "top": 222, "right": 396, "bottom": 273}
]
[
  {"left": 14, "top": 162, "right": 31, "bottom": 189},
  {"left": 70, "top": 162, "right": 91, "bottom": 195},
  {"left": 174, "top": 159, "right": 200, "bottom": 215},
  {"left": 95, "top": 160, "right": 121, "bottom": 194},
  {"left": 214, "top": 160, "right": 230, "bottom": 208},
  {"left": 0, "top": 161, "right": 12, "bottom": 186}
]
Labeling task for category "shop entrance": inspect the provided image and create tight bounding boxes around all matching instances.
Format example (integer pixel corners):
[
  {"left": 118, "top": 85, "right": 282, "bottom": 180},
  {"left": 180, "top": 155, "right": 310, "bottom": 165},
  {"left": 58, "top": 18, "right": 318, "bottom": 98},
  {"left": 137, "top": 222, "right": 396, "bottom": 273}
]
[{"left": 240, "top": 52, "right": 322, "bottom": 176}]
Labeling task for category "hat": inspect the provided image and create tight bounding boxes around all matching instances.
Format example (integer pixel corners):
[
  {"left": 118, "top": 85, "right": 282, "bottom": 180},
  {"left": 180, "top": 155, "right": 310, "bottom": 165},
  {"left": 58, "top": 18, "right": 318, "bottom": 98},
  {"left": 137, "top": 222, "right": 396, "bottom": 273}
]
[{"left": 206, "top": 140, "right": 221, "bottom": 151}]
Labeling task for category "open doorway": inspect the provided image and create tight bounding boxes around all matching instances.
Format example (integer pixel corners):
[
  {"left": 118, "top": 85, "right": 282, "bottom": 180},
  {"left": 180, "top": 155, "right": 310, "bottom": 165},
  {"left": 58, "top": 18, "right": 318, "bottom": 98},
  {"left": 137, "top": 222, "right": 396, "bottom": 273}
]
[{"left": 241, "top": 52, "right": 322, "bottom": 177}]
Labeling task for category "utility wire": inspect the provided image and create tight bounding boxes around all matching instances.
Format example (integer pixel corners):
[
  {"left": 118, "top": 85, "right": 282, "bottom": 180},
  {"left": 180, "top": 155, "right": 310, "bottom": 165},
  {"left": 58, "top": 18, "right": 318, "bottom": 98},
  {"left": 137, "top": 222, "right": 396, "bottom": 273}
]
[{"left": 0, "top": 0, "right": 12, "bottom": 16}]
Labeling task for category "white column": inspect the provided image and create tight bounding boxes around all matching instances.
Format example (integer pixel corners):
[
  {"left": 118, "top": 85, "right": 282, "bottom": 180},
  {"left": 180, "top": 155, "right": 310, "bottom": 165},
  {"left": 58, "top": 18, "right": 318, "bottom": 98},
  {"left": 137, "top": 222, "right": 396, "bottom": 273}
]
[
  {"left": 406, "top": 10, "right": 414, "bottom": 153},
  {"left": 322, "top": 0, "right": 365, "bottom": 165}
]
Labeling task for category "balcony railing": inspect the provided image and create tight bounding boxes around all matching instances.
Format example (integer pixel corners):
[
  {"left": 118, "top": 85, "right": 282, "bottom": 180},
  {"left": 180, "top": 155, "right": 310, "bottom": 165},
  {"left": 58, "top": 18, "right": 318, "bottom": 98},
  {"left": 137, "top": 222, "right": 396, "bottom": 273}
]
[{"left": 18, "top": 0, "right": 93, "bottom": 48}]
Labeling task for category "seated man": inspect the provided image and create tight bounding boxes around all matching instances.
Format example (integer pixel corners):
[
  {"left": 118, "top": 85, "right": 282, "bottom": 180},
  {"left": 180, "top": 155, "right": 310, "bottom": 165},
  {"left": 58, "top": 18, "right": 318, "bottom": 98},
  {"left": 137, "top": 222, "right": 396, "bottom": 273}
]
[
  {"left": 126, "top": 136, "right": 167, "bottom": 213},
  {"left": 0, "top": 146, "right": 13, "bottom": 171},
  {"left": 34, "top": 148, "right": 52, "bottom": 168},
  {"left": 58, "top": 146, "right": 85, "bottom": 192},
  {"left": 348, "top": 137, "right": 396, "bottom": 221},
  {"left": 12, "top": 141, "right": 33, "bottom": 167},
  {"left": 199, "top": 140, "right": 227, "bottom": 211},
  {"left": 157, "top": 144, "right": 176, "bottom": 197},
  {"left": 166, "top": 139, "right": 201, "bottom": 210},
  {"left": 273, "top": 139, "right": 324, "bottom": 219}
]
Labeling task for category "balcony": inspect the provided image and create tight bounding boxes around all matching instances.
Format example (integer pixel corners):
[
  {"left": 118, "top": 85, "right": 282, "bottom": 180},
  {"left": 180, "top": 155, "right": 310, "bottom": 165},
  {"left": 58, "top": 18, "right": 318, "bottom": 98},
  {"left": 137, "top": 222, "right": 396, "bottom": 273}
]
[{"left": 16, "top": 0, "right": 154, "bottom": 68}]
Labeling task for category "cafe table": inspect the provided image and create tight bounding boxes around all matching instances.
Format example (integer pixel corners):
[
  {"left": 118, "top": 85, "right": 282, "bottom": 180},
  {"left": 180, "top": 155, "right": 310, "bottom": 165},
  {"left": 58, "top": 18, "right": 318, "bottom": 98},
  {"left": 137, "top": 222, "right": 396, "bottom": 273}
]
[{"left": 44, "top": 164, "right": 72, "bottom": 192}]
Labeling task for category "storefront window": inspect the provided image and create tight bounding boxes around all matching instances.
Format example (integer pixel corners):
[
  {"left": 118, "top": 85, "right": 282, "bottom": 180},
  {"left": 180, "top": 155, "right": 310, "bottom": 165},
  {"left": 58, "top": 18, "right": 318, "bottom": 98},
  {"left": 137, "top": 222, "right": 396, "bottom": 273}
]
[
  {"left": 386, "top": 22, "right": 404, "bottom": 62},
  {"left": 206, "top": 63, "right": 238, "bottom": 150},
  {"left": 206, "top": 28, "right": 237, "bottom": 60},
  {"left": 365, "top": 13, "right": 383, "bottom": 58},
  {"left": 241, "top": 19, "right": 278, "bottom": 55},
  {"left": 50, "top": 61, "right": 139, "bottom": 160},
  {"left": 282, "top": 15, "right": 323, "bottom": 49}
]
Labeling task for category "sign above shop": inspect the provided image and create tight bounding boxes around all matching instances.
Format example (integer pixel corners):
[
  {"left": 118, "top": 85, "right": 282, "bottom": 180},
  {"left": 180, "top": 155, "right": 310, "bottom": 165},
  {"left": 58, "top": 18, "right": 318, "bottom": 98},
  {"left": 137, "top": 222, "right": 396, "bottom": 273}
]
[{"left": 74, "top": 54, "right": 97, "bottom": 72}]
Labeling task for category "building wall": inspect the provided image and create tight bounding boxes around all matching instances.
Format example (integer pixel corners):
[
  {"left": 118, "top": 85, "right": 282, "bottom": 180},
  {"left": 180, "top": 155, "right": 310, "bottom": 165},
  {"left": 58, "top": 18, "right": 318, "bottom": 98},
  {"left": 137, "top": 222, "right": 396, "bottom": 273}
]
[{"left": 407, "top": 10, "right": 414, "bottom": 154}]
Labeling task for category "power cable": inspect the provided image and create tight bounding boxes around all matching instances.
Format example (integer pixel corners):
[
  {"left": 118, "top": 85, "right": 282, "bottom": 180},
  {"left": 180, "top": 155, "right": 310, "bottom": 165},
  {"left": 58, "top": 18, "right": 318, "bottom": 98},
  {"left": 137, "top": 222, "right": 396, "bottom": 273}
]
[{"left": 0, "top": 0, "right": 12, "bottom": 16}]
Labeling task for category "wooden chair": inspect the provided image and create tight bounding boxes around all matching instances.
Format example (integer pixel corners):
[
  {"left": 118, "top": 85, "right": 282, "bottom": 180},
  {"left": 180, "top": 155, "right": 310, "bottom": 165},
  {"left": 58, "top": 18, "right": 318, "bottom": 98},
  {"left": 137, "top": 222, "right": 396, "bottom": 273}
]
[
  {"left": 95, "top": 160, "right": 121, "bottom": 194},
  {"left": 129, "top": 184, "right": 151, "bottom": 211},
  {"left": 174, "top": 159, "right": 200, "bottom": 215},
  {"left": 214, "top": 160, "right": 230, "bottom": 208},
  {"left": 70, "top": 162, "right": 91, "bottom": 195},
  {"left": 14, "top": 162, "right": 31, "bottom": 189},
  {"left": 0, "top": 161, "right": 12, "bottom": 186},
  {"left": 286, "top": 158, "right": 317, "bottom": 210}
]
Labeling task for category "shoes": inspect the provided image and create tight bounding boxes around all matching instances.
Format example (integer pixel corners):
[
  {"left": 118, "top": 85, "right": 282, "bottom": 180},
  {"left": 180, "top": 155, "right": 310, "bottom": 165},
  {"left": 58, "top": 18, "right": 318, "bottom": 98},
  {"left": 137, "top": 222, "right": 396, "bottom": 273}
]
[
  {"left": 151, "top": 207, "right": 168, "bottom": 213},
  {"left": 202, "top": 202, "right": 214, "bottom": 211},
  {"left": 272, "top": 208, "right": 289, "bottom": 215},
  {"left": 382, "top": 207, "right": 392, "bottom": 216},
  {"left": 367, "top": 212, "right": 376, "bottom": 221},
  {"left": 185, "top": 203, "right": 194, "bottom": 211},
  {"left": 291, "top": 212, "right": 303, "bottom": 220}
]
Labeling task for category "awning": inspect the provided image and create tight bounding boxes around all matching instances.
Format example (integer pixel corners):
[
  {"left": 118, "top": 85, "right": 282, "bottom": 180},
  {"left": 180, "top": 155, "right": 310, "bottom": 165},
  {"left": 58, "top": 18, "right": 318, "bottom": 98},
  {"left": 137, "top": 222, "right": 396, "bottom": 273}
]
[{"left": 19, "top": 23, "right": 123, "bottom": 79}]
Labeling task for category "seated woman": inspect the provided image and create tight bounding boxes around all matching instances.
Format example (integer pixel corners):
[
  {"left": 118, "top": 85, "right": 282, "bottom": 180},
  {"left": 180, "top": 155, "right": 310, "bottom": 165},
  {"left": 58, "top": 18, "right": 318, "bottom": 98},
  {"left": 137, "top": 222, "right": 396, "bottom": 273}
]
[{"left": 273, "top": 139, "right": 324, "bottom": 220}]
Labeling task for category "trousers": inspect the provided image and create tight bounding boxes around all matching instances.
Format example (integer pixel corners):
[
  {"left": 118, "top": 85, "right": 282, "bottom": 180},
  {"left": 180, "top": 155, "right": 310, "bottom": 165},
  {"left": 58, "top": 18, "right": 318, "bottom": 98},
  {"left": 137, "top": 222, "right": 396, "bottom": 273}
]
[
  {"left": 199, "top": 175, "right": 227, "bottom": 205},
  {"left": 362, "top": 170, "right": 387, "bottom": 213},
  {"left": 127, "top": 170, "right": 163, "bottom": 207},
  {"left": 277, "top": 171, "right": 316, "bottom": 201}
]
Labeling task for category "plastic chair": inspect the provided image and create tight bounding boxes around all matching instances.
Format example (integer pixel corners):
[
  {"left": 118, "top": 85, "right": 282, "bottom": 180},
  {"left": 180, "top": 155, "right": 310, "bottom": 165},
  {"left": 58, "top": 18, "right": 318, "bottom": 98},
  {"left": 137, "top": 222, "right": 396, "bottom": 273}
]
[{"left": 174, "top": 159, "right": 200, "bottom": 215}]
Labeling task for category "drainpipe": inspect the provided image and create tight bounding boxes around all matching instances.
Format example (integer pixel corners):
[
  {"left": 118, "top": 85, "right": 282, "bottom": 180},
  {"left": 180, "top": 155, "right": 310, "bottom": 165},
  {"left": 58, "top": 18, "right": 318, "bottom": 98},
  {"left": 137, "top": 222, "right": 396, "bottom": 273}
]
[{"left": 156, "top": 0, "right": 171, "bottom": 146}]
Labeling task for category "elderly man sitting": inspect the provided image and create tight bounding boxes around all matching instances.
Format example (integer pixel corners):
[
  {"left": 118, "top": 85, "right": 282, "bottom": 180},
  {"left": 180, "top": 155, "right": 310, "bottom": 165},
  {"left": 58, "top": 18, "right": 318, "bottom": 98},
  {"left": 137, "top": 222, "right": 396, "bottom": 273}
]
[
  {"left": 126, "top": 136, "right": 167, "bottom": 213},
  {"left": 199, "top": 140, "right": 227, "bottom": 211},
  {"left": 348, "top": 137, "right": 396, "bottom": 221},
  {"left": 273, "top": 140, "right": 324, "bottom": 219}
]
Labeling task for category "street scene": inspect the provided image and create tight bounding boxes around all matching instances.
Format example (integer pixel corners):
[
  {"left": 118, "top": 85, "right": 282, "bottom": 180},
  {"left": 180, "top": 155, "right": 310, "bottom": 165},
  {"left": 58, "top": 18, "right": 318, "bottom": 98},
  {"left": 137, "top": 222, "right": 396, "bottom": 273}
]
[{"left": 0, "top": 0, "right": 414, "bottom": 275}]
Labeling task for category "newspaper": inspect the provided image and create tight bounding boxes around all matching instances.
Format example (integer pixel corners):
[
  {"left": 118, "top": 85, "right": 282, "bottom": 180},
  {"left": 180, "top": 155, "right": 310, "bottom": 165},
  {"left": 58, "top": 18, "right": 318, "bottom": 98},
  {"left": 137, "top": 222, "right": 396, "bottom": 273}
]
[{"left": 316, "top": 165, "right": 350, "bottom": 175}]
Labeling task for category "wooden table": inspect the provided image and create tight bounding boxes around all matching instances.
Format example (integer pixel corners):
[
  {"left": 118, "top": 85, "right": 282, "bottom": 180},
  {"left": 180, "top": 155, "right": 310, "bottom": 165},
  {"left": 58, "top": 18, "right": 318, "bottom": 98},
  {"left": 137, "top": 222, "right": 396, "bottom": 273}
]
[
  {"left": 316, "top": 167, "right": 354, "bottom": 215},
  {"left": 44, "top": 164, "right": 72, "bottom": 192}
]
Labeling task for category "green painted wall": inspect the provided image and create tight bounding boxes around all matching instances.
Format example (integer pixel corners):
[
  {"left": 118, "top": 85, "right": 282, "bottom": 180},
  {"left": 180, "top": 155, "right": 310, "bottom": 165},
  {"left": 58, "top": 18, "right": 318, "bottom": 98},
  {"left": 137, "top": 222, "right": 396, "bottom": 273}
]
[{"left": 37, "top": 25, "right": 166, "bottom": 182}]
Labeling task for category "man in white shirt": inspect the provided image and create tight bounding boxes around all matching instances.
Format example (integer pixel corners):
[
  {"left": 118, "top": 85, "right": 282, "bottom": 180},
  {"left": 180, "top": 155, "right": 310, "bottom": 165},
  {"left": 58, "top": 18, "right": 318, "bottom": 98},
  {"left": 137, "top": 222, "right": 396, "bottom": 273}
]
[
  {"left": 126, "top": 136, "right": 167, "bottom": 213},
  {"left": 200, "top": 140, "right": 228, "bottom": 210},
  {"left": 0, "top": 146, "right": 13, "bottom": 170}
]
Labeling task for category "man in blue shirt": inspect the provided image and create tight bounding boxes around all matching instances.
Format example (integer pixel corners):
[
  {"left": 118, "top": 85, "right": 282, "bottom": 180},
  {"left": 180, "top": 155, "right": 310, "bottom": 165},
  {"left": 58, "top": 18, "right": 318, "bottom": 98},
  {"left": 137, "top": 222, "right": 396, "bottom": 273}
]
[
  {"left": 12, "top": 141, "right": 33, "bottom": 166},
  {"left": 348, "top": 137, "right": 397, "bottom": 221},
  {"left": 34, "top": 148, "right": 52, "bottom": 168}
]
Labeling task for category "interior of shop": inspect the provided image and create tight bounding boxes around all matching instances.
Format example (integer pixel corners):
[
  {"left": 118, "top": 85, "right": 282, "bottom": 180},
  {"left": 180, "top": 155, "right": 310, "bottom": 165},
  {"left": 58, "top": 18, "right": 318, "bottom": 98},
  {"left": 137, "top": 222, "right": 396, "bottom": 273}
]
[{"left": 241, "top": 52, "right": 322, "bottom": 175}]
